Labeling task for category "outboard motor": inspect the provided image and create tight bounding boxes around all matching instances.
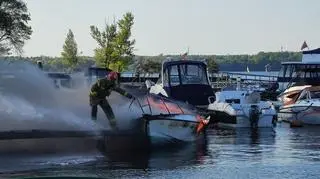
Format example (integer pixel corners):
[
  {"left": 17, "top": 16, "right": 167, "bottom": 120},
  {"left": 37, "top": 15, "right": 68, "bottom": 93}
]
[{"left": 249, "top": 105, "right": 260, "bottom": 129}]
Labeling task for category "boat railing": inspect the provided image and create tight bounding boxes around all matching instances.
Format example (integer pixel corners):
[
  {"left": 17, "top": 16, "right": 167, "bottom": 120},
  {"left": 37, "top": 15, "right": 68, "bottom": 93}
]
[
  {"left": 210, "top": 71, "right": 278, "bottom": 89},
  {"left": 119, "top": 71, "right": 278, "bottom": 83},
  {"left": 211, "top": 72, "right": 278, "bottom": 82}
]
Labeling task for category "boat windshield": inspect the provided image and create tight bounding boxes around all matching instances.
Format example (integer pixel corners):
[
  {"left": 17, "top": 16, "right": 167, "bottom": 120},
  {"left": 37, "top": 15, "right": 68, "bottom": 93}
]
[
  {"left": 180, "top": 64, "right": 208, "bottom": 85},
  {"left": 297, "top": 90, "right": 320, "bottom": 101},
  {"left": 310, "top": 91, "right": 320, "bottom": 99},
  {"left": 167, "top": 63, "right": 209, "bottom": 86}
]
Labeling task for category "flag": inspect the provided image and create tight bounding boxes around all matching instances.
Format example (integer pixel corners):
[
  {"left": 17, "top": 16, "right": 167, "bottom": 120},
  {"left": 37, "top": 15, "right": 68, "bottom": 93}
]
[
  {"left": 301, "top": 41, "right": 308, "bottom": 50},
  {"left": 181, "top": 52, "right": 188, "bottom": 60}
]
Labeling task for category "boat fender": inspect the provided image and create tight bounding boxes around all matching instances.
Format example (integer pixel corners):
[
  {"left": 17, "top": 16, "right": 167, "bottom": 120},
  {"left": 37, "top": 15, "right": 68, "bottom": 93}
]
[{"left": 249, "top": 105, "right": 260, "bottom": 129}]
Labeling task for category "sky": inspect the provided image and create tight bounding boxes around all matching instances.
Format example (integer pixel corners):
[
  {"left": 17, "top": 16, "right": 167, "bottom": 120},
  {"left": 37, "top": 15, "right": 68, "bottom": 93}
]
[{"left": 22, "top": 0, "right": 320, "bottom": 57}]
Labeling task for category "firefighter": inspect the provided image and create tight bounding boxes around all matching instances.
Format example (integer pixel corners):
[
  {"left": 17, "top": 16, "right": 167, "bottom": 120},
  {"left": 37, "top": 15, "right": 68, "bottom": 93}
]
[{"left": 89, "top": 71, "right": 134, "bottom": 129}]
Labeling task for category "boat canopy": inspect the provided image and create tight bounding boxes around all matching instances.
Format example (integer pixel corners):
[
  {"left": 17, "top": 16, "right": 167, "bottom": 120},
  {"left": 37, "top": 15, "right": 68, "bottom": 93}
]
[
  {"left": 161, "top": 60, "right": 210, "bottom": 87},
  {"left": 157, "top": 59, "right": 214, "bottom": 106}
]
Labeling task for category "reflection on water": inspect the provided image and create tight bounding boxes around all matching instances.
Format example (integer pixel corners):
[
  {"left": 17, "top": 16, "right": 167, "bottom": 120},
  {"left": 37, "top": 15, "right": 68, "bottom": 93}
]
[
  {"left": 2, "top": 126, "right": 320, "bottom": 178},
  {"left": 97, "top": 138, "right": 208, "bottom": 170}
]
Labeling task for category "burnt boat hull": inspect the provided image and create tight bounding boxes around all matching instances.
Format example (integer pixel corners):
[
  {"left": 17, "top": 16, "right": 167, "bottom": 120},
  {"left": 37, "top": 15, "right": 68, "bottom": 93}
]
[{"left": 142, "top": 114, "right": 205, "bottom": 146}]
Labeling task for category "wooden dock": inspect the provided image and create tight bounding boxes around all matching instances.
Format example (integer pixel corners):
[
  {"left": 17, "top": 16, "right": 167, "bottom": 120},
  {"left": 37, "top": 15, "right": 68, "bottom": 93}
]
[{"left": 0, "top": 129, "right": 148, "bottom": 154}]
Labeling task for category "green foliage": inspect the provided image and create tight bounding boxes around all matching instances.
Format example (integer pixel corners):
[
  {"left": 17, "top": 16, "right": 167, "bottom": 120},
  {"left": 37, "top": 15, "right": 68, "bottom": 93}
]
[
  {"left": 0, "top": 0, "right": 32, "bottom": 55},
  {"left": 133, "top": 57, "right": 161, "bottom": 74},
  {"left": 2, "top": 51, "right": 302, "bottom": 73},
  {"left": 61, "top": 29, "right": 78, "bottom": 70},
  {"left": 127, "top": 51, "right": 302, "bottom": 72},
  {"left": 90, "top": 23, "right": 117, "bottom": 67},
  {"left": 206, "top": 56, "right": 219, "bottom": 73},
  {"left": 90, "top": 12, "right": 135, "bottom": 72}
]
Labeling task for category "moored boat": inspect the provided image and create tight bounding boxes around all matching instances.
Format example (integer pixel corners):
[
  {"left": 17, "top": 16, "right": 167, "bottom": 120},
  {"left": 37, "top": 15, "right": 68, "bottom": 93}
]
[
  {"left": 278, "top": 86, "right": 320, "bottom": 125},
  {"left": 207, "top": 81, "right": 277, "bottom": 128}
]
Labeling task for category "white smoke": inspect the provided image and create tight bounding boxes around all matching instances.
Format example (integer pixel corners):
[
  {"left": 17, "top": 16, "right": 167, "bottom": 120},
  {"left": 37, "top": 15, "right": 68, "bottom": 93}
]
[{"left": 0, "top": 60, "right": 143, "bottom": 132}]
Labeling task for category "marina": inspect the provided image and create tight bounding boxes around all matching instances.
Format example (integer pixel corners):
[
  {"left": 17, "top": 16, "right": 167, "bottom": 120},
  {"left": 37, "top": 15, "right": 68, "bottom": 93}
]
[
  {"left": 1, "top": 53, "right": 320, "bottom": 178},
  {"left": 0, "top": 0, "right": 319, "bottom": 178}
]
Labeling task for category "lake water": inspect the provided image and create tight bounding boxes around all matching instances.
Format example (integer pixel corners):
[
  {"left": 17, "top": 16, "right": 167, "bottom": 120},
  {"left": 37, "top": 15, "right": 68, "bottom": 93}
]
[{"left": 1, "top": 123, "right": 319, "bottom": 179}]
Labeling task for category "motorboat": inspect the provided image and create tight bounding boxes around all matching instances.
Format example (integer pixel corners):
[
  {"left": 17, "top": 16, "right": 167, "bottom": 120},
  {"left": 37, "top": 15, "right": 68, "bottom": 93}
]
[
  {"left": 145, "top": 58, "right": 215, "bottom": 113},
  {"left": 277, "top": 48, "right": 320, "bottom": 95},
  {"left": 207, "top": 79, "right": 277, "bottom": 128},
  {"left": 278, "top": 86, "right": 320, "bottom": 125},
  {"left": 131, "top": 94, "right": 209, "bottom": 146}
]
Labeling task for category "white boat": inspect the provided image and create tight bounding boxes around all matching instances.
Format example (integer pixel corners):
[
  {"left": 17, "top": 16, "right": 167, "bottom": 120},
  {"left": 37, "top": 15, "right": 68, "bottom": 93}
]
[
  {"left": 207, "top": 81, "right": 277, "bottom": 128},
  {"left": 134, "top": 94, "right": 209, "bottom": 146},
  {"left": 278, "top": 86, "right": 320, "bottom": 125}
]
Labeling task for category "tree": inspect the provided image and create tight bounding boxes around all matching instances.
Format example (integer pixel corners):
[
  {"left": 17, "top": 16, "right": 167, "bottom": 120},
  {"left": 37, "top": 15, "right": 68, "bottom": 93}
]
[
  {"left": 0, "top": 0, "right": 32, "bottom": 55},
  {"left": 207, "top": 56, "right": 219, "bottom": 75},
  {"left": 61, "top": 29, "right": 78, "bottom": 70},
  {"left": 90, "top": 12, "right": 135, "bottom": 72}
]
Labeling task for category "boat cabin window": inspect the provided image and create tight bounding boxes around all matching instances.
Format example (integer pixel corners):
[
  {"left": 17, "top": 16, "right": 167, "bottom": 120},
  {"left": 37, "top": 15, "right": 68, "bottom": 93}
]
[
  {"left": 278, "top": 65, "right": 286, "bottom": 78},
  {"left": 280, "top": 64, "right": 320, "bottom": 79},
  {"left": 169, "top": 65, "right": 180, "bottom": 86},
  {"left": 285, "top": 65, "right": 293, "bottom": 78}
]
